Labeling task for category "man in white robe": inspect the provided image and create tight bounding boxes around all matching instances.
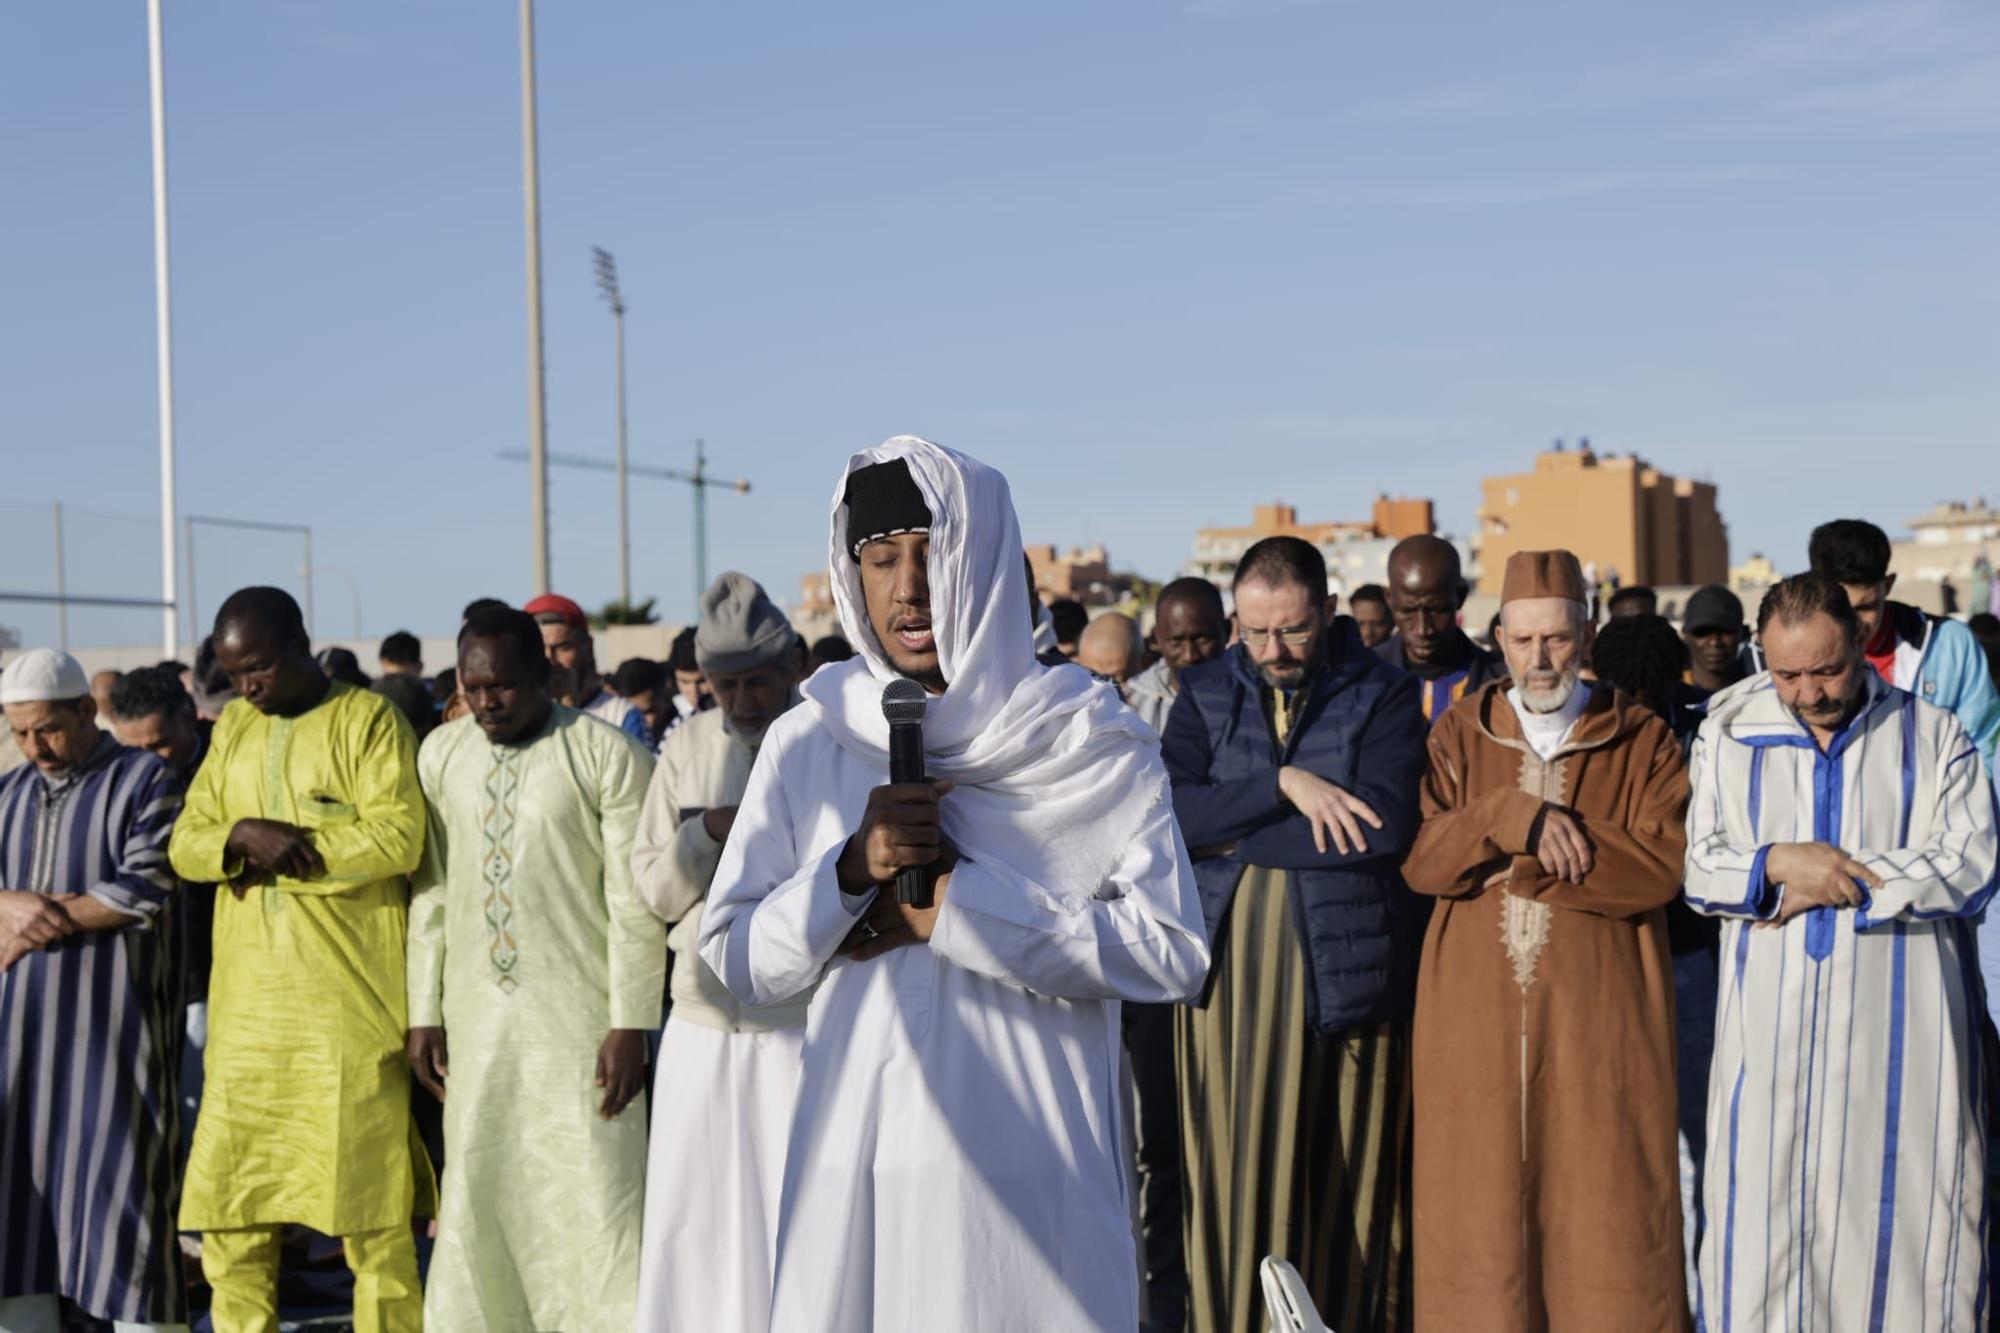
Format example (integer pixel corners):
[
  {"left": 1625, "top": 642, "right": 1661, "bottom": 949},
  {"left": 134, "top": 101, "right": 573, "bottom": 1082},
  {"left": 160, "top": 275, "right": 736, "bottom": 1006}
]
[
  {"left": 1686, "top": 573, "right": 1997, "bottom": 1330},
  {"left": 632, "top": 572, "right": 808, "bottom": 1332},
  {"left": 699, "top": 436, "right": 1211, "bottom": 1333}
]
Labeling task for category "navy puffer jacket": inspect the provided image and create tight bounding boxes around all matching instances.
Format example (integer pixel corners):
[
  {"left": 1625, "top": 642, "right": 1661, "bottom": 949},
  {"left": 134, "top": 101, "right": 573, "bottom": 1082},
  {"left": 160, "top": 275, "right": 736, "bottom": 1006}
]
[{"left": 1161, "top": 618, "right": 1429, "bottom": 1033}]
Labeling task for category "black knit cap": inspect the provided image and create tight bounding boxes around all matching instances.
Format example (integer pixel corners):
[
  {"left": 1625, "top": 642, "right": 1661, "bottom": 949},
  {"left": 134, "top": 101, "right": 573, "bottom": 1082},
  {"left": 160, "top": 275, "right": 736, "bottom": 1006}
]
[{"left": 844, "top": 458, "right": 932, "bottom": 559}]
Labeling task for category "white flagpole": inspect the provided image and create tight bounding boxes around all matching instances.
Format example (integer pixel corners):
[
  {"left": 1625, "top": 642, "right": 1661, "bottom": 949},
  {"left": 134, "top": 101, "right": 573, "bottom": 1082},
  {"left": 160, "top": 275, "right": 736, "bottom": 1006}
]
[{"left": 147, "top": 0, "right": 180, "bottom": 657}]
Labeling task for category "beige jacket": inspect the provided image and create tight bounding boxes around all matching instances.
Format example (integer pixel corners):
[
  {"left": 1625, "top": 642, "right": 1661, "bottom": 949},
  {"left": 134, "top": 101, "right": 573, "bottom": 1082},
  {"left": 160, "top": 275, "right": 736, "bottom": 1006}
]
[{"left": 631, "top": 708, "right": 809, "bottom": 1032}]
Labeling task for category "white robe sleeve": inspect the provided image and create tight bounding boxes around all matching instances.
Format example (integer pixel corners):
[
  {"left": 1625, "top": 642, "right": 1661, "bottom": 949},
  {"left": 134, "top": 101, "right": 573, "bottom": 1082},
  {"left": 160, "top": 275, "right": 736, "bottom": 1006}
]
[
  {"left": 698, "top": 731, "right": 868, "bottom": 1007},
  {"left": 599, "top": 732, "right": 667, "bottom": 1030},
  {"left": 1682, "top": 720, "right": 1784, "bottom": 921},
  {"left": 630, "top": 730, "right": 718, "bottom": 927},
  {"left": 1855, "top": 716, "right": 2000, "bottom": 926},
  {"left": 927, "top": 797, "right": 1210, "bottom": 1002},
  {"left": 406, "top": 729, "right": 451, "bottom": 1027}
]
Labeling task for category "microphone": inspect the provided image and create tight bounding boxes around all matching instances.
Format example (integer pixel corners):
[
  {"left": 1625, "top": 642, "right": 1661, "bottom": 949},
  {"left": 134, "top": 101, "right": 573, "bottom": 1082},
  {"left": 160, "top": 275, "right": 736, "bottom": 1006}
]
[{"left": 881, "top": 678, "right": 933, "bottom": 907}]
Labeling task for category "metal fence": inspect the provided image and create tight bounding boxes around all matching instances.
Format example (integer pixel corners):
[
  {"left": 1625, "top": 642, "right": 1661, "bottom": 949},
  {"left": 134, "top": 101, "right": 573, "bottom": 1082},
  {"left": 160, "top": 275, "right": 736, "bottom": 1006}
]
[{"left": 0, "top": 499, "right": 313, "bottom": 659}]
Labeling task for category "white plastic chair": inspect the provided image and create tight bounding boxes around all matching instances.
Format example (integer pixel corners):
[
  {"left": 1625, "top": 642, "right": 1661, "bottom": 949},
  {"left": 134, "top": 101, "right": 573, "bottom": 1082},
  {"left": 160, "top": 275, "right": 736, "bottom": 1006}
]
[{"left": 1259, "top": 1255, "right": 1333, "bottom": 1333}]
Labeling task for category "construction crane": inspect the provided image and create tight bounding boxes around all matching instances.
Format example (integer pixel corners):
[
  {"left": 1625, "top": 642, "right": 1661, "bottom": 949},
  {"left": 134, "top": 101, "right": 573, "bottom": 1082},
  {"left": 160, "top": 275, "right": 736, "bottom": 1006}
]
[{"left": 499, "top": 438, "right": 750, "bottom": 608}]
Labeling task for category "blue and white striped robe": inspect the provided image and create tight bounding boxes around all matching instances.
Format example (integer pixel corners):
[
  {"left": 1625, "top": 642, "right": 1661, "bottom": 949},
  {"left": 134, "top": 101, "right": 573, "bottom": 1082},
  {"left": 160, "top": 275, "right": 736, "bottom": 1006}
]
[
  {"left": 1686, "top": 672, "right": 1997, "bottom": 1332},
  {"left": 0, "top": 732, "right": 185, "bottom": 1324}
]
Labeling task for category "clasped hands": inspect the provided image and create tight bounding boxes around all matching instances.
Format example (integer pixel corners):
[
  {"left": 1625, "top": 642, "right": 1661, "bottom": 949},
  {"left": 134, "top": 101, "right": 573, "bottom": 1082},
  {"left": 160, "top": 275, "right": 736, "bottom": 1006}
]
[
  {"left": 223, "top": 818, "right": 325, "bottom": 896},
  {"left": 1757, "top": 842, "right": 1883, "bottom": 927},
  {"left": 0, "top": 889, "right": 78, "bottom": 972},
  {"left": 836, "top": 780, "right": 958, "bottom": 962},
  {"left": 1478, "top": 805, "right": 1596, "bottom": 890}
]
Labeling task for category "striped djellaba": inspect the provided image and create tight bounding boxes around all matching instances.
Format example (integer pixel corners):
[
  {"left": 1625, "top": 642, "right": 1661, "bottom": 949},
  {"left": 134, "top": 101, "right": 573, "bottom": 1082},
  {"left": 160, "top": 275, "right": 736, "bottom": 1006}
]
[
  {"left": 1175, "top": 865, "right": 1413, "bottom": 1333},
  {"left": 0, "top": 733, "right": 185, "bottom": 1324}
]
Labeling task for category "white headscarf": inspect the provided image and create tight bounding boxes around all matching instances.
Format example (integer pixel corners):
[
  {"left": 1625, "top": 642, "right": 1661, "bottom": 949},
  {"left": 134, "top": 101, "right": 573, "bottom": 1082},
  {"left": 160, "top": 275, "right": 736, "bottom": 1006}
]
[{"left": 802, "top": 436, "right": 1168, "bottom": 907}]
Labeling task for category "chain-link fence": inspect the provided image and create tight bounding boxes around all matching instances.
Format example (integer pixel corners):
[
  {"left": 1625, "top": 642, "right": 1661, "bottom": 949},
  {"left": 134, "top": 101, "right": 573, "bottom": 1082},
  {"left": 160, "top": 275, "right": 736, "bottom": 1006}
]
[{"left": 0, "top": 498, "right": 313, "bottom": 660}]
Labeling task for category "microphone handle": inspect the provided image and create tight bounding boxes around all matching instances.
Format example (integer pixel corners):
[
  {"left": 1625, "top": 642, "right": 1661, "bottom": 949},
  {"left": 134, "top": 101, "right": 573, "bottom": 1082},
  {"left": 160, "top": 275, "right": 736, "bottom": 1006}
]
[{"left": 887, "top": 722, "right": 933, "bottom": 907}]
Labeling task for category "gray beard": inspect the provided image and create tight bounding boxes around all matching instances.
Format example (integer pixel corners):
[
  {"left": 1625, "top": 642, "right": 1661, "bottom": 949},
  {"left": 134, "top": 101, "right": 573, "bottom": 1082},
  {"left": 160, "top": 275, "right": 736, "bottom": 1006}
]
[
  {"left": 1516, "top": 668, "right": 1582, "bottom": 714},
  {"left": 722, "top": 685, "right": 804, "bottom": 749}
]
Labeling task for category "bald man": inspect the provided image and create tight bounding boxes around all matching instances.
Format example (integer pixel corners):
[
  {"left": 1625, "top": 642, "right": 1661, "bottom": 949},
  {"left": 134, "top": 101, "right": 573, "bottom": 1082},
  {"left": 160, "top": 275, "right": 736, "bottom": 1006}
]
[
  {"left": 1076, "top": 612, "right": 1149, "bottom": 690},
  {"left": 89, "top": 669, "right": 123, "bottom": 722},
  {"left": 1375, "top": 536, "right": 1505, "bottom": 727}
]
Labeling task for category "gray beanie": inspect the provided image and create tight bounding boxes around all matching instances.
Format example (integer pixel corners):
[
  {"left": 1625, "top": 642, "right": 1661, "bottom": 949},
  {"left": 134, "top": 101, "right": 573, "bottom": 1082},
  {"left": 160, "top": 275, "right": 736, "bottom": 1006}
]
[{"left": 695, "top": 572, "right": 798, "bottom": 675}]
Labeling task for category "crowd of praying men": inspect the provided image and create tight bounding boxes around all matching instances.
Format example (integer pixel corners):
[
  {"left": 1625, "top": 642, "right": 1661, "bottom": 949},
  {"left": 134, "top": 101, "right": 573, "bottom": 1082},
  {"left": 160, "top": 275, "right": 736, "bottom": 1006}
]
[{"left": 2, "top": 483, "right": 1999, "bottom": 1333}]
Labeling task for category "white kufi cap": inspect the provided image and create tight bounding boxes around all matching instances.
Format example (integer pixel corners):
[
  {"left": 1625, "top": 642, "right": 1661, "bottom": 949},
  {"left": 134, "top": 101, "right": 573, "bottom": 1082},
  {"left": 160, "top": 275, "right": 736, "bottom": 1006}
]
[{"left": 0, "top": 648, "right": 91, "bottom": 705}]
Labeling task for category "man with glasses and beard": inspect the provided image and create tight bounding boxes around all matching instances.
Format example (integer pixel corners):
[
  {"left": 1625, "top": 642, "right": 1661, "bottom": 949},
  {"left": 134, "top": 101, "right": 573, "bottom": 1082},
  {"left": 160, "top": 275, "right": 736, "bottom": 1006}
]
[
  {"left": 1402, "top": 550, "right": 1691, "bottom": 1332},
  {"left": 699, "top": 437, "right": 1208, "bottom": 1332},
  {"left": 1161, "top": 536, "right": 1429, "bottom": 1333},
  {"left": 631, "top": 572, "right": 808, "bottom": 1333}
]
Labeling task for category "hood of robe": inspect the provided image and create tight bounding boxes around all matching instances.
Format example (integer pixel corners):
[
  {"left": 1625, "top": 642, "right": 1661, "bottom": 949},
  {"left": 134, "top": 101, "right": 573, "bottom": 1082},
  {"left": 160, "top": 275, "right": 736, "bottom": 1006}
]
[
  {"left": 801, "top": 435, "right": 1169, "bottom": 904},
  {"left": 1702, "top": 667, "right": 1892, "bottom": 746},
  {"left": 1466, "top": 678, "right": 1662, "bottom": 757}
]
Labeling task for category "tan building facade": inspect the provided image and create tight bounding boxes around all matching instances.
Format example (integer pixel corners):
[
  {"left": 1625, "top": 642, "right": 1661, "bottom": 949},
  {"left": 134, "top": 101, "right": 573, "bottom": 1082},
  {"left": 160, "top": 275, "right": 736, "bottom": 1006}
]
[
  {"left": 1026, "top": 543, "right": 1115, "bottom": 603},
  {"left": 1476, "top": 446, "right": 1727, "bottom": 596},
  {"left": 1186, "top": 497, "right": 1437, "bottom": 592},
  {"left": 798, "top": 570, "right": 835, "bottom": 619},
  {"left": 1892, "top": 500, "right": 2000, "bottom": 586}
]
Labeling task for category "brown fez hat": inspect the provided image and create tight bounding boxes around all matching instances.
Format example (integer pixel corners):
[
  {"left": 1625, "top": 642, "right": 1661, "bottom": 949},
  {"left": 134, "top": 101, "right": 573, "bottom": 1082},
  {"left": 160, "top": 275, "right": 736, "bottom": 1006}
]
[{"left": 1500, "top": 550, "right": 1588, "bottom": 605}]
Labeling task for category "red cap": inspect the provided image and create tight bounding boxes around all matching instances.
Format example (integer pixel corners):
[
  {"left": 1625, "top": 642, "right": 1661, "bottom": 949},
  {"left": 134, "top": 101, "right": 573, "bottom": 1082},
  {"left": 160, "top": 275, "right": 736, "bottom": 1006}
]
[{"left": 522, "top": 593, "right": 588, "bottom": 634}]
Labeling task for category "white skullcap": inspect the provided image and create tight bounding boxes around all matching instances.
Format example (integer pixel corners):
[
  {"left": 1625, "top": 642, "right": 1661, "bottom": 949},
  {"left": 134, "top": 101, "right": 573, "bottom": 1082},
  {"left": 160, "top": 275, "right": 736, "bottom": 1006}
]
[{"left": 0, "top": 648, "right": 91, "bottom": 705}]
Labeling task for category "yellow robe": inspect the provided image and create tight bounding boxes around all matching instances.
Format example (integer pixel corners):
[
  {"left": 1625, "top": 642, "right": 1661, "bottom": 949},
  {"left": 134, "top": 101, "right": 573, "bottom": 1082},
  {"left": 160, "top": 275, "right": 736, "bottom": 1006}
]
[{"left": 167, "top": 680, "right": 433, "bottom": 1234}]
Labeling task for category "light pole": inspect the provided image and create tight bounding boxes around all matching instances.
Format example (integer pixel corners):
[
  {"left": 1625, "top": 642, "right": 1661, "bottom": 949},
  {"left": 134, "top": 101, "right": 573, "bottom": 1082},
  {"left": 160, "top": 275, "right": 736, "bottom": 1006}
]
[
  {"left": 147, "top": 0, "right": 180, "bottom": 658},
  {"left": 520, "top": 0, "right": 551, "bottom": 595},
  {"left": 592, "top": 246, "right": 630, "bottom": 606}
]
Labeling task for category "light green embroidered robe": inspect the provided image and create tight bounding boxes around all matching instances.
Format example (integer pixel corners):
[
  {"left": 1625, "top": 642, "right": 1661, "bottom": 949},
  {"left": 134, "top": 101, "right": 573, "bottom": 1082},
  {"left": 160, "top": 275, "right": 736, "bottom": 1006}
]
[{"left": 408, "top": 707, "right": 665, "bottom": 1331}]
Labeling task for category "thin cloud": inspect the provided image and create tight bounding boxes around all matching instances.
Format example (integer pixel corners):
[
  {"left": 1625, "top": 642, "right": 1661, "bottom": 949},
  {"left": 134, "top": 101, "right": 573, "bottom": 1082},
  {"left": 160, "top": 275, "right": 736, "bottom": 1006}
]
[
  {"left": 1778, "top": 57, "right": 2000, "bottom": 135},
  {"left": 1700, "top": 0, "right": 2000, "bottom": 136},
  {"left": 1701, "top": 0, "right": 1974, "bottom": 80}
]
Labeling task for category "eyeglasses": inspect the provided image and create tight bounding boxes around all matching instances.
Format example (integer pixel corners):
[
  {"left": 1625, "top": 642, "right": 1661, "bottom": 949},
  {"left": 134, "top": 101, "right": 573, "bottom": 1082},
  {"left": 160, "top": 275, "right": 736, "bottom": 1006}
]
[{"left": 1237, "top": 624, "right": 1316, "bottom": 649}]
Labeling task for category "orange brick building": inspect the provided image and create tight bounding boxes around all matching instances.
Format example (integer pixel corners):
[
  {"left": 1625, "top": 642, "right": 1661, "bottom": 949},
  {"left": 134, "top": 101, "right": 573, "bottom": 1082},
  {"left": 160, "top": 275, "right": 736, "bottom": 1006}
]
[{"left": 1475, "top": 445, "right": 1727, "bottom": 596}]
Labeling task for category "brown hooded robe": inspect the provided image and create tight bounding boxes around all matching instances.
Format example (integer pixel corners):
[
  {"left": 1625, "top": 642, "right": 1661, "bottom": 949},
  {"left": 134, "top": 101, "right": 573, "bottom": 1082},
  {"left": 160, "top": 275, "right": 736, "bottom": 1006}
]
[{"left": 1403, "top": 681, "right": 1690, "bottom": 1333}]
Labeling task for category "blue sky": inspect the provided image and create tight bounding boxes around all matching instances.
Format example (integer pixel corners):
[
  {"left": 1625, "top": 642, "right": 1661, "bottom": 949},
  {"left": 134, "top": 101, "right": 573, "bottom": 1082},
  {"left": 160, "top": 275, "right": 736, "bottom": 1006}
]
[{"left": 3, "top": 0, "right": 1995, "bottom": 650}]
